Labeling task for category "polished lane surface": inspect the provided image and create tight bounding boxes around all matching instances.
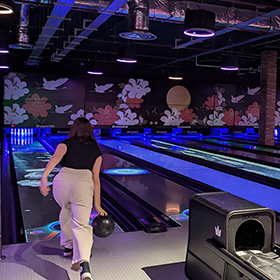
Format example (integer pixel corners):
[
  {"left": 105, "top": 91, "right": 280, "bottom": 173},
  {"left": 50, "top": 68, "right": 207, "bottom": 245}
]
[
  {"left": 215, "top": 134, "right": 280, "bottom": 146},
  {"left": 204, "top": 137, "right": 280, "bottom": 156},
  {"left": 127, "top": 137, "right": 280, "bottom": 182},
  {"left": 11, "top": 140, "right": 61, "bottom": 242},
  {"left": 176, "top": 138, "right": 280, "bottom": 166},
  {"left": 98, "top": 137, "right": 280, "bottom": 213}
]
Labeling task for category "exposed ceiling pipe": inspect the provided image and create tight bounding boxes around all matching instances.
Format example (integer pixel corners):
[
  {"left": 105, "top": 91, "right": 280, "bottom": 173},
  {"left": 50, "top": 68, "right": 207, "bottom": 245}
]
[
  {"left": 13, "top": 0, "right": 280, "bottom": 32},
  {"left": 150, "top": 7, "right": 280, "bottom": 68},
  {"left": 9, "top": 4, "right": 34, "bottom": 50},
  {"left": 119, "top": 0, "right": 157, "bottom": 41},
  {"left": 26, "top": 0, "right": 75, "bottom": 65},
  {"left": 16, "top": 0, "right": 280, "bottom": 65},
  {"left": 95, "top": 0, "right": 280, "bottom": 32},
  {"left": 219, "top": 0, "right": 279, "bottom": 10},
  {"left": 53, "top": 0, "right": 129, "bottom": 61},
  {"left": 195, "top": 57, "right": 260, "bottom": 73},
  {"left": 154, "top": 30, "right": 280, "bottom": 69}
]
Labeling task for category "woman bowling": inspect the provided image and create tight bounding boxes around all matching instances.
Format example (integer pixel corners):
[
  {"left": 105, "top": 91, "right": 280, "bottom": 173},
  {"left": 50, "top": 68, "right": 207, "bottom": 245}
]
[{"left": 40, "top": 117, "right": 107, "bottom": 280}]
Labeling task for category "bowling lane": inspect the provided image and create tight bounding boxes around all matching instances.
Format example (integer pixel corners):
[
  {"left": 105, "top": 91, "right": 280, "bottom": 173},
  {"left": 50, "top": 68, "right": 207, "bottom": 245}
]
[
  {"left": 101, "top": 151, "right": 194, "bottom": 225},
  {"left": 10, "top": 139, "right": 61, "bottom": 242},
  {"left": 142, "top": 136, "right": 280, "bottom": 167},
  {"left": 215, "top": 134, "right": 280, "bottom": 146},
  {"left": 98, "top": 137, "right": 280, "bottom": 213},
  {"left": 184, "top": 141, "right": 280, "bottom": 166},
  {"left": 47, "top": 134, "right": 195, "bottom": 226},
  {"left": 125, "top": 137, "right": 280, "bottom": 187},
  {"left": 133, "top": 137, "right": 280, "bottom": 185},
  {"left": 204, "top": 138, "right": 280, "bottom": 156}
]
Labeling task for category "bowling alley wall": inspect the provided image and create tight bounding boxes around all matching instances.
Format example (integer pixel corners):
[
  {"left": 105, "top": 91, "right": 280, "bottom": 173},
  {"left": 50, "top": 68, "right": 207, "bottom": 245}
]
[{"left": 3, "top": 71, "right": 280, "bottom": 129}]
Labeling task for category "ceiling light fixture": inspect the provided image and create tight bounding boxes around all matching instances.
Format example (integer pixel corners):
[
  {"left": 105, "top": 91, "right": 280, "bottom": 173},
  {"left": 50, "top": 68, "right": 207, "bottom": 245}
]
[
  {"left": 87, "top": 71, "right": 103, "bottom": 75},
  {"left": 221, "top": 56, "right": 239, "bottom": 71},
  {"left": 221, "top": 66, "right": 239, "bottom": 71},
  {"left": 0, "top": 36, "right": 10, "bottom": 53},
  {"left": 87, "top": 61, "right": 103, "bottom": 75},
  {"left": 9, "top": 42, "right": 34, "bottom": 50},
  {"left": 116, "top": 46, "right": 137, "bottom": 63},
  {"left": 119, "top": 31, "right": 157, "bottom": 41},
  {"left": 116, "top": 58, "right": 137, "bottom": 63},
  {"left": 168, "top": 69, "right": 183, "bottom": 80},
  {"left": 0, "top": 54, "right": 9, "bottom": 69},
  {"left": 119, "top": 0, "right": 157, "bottom": 41},
  {"left": 168, "top": 76, "right": 183, "bottom": 81},
  {"left": 184, "top": 10, "right": 215, "bottom": 38},
  {"left": 0, "top": 2, "right": 13, "bottom": 14}
]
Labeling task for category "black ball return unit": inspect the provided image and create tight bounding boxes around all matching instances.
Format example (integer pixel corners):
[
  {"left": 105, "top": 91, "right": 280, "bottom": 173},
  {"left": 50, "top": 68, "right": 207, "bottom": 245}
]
[{"left": 185, "top": 192, "right": 280, "bottom": 280}]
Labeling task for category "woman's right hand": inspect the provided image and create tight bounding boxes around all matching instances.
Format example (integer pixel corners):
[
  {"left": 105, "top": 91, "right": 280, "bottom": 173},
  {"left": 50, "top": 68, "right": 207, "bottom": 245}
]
[{"left": 95, "top": 206, "right": 107, "bottom": 216}]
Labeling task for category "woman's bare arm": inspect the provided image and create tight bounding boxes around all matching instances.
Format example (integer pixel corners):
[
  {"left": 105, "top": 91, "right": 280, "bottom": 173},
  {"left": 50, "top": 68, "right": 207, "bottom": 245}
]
[
  {"left": 92, "top": 156, "right": 107, "bottom": 216},
  {"left": 40, "top": 143, "right": 67, "bottom": 196}
]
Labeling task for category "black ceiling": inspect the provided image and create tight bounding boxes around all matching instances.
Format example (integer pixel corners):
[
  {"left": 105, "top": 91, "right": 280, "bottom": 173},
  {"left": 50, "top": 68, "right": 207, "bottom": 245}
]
[{"left": 0, "top": 0, "right": 280, "bottom": 79}]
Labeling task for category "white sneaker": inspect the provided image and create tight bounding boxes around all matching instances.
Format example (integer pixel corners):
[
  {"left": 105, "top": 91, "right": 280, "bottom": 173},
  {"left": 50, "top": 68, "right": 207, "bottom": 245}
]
[{"left": 81, "top": 272, "right": 93, "bottom": 280}]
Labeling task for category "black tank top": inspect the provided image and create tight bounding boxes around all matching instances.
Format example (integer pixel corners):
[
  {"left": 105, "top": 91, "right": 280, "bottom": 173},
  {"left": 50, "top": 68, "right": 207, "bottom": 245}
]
[{"left": 60, "top": 137, "right": 102, "bottom": 171}]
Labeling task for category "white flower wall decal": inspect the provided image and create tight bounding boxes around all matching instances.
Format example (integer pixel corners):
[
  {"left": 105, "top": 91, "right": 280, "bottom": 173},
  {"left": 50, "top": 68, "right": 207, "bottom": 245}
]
[
  {"left": 4, "top": 104, "right": 29, "bottom": 124},
  {"left": 4, "top": 73, "right": 29, "bottom": 100},
  {"left": 217, "top": 91, "right": 226, "bottom": 106},
  {"left": 238, "top": 113, "right": 258, "bottom": 126},
  {"left": 203, "top": 111, "right": 225, "bottom": 126},
  {"left": 160, "top": 108, "right": 184, "bottom": 126},
  {"left": 119, "top": 103, "right": 129, "bottom": 109},
  {"left": 275, "top": 111, "right": 280, "bottom": 126},
  {"left": 117, "top": 78, "right": 151, "bottom": 102},
  {"left": 115, "top": 109, "right": 139, "bottom": 125},
  {"left": 68, "top": 109, "right": 97, "bottom": 125},
  {"left": 275, "top": 102, "right": 280, "bottom": 126}
]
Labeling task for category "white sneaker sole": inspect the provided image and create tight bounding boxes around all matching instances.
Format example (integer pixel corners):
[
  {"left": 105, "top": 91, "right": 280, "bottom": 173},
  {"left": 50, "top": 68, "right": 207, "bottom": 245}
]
[{"left": 81, "top": 272, "right": 93, "bottom": 280}]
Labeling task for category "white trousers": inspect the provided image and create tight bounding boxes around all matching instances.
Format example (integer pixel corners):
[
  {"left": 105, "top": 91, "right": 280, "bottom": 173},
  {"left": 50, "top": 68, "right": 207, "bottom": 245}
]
[{"left": 53, "top": 167, "right": 94, "bottom": 264}]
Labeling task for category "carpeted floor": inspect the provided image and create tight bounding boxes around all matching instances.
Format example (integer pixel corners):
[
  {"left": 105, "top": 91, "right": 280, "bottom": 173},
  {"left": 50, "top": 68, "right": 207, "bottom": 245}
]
[{"left": 142, "top": 262, "right": 189, "bottom": 280}]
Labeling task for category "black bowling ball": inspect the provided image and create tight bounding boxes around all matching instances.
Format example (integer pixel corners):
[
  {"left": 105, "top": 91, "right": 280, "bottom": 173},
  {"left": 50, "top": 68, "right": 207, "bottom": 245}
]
[{"left": 92, "top": 215, "right": 115, "bottom": 238}]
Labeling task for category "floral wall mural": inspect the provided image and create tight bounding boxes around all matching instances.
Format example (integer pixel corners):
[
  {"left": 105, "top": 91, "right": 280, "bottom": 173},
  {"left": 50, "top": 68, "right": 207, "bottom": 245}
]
[
  {"left": 4, "top": 72, "right": 84, "bottom": 127},
  {"left": 3, "top": 72, "right": 279, "bottom": 129}
]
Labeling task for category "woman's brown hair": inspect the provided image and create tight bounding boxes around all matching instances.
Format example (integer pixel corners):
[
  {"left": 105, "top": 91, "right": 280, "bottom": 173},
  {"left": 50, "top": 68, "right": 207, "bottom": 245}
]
[{"left": 68, "top": 117, "right": 96, "bottom": 143}]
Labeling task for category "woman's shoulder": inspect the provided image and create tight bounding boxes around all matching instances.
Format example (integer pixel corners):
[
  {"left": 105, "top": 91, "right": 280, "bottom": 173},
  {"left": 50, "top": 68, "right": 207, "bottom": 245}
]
[
  {"left": 62, "top": 136, "right": 98, "bottom": 145},
  {"left": 60, "top": 137, "right": 73, "bottom": 144}
]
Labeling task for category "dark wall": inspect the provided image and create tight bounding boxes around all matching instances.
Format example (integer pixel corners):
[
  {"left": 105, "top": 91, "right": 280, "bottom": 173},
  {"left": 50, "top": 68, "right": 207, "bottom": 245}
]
[{"left": 3, "top": 68, "right": 279, "bottom": 129}]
